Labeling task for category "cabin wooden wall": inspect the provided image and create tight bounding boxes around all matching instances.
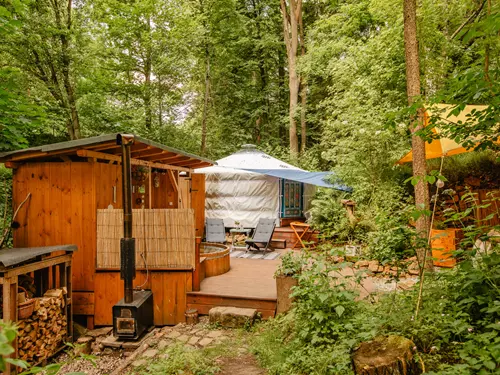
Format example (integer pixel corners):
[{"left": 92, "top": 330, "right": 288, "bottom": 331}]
[
  {"left": 11, "top": 160, "right": 196, "bottom": 327},
  {"left": 191, "top": 174, "right": 205, "bottom": 238},
  {"left": 94, "top": 271, "right": 192, "bottom": 326}
]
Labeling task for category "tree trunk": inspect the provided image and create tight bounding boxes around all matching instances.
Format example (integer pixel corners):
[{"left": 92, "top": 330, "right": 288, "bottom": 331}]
[
  {"left": 53, "top": 0, "right": 81, "bottom": 139},
  {"left": 144, "top": 16, "right": 152, "bottom": 129},
  {"left": 403, "top": 0, "right": 431, "bottom": 267},
  {"left": 484, "top": 0, "right": 491, "bottom": 83},
  {"left": 352, "top": 336, "right": 423, "bottom": 375},
  {"left": 280, "top": 0, "right": 301, "bottom": 159},
  {"left": 299, "top": 10, "right": 306, "bottom": 153},
  {"left": 200, "top": 52, "right": 210, "bottom": 156}
]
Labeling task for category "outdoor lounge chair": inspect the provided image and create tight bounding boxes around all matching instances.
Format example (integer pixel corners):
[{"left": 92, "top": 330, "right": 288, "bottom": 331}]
[
  {"left": 245, "top": 218, "right": 276, "bottom": 253},
  {"left": 205, "top": 218, "right": 226, "bottom": 243}
]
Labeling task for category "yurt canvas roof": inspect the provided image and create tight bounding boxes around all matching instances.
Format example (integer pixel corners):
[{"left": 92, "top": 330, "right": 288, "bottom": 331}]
[{"left": 197, "top": 144, "right": 301, "bottom": 173}]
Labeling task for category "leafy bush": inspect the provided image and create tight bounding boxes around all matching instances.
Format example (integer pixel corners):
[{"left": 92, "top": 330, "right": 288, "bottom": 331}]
[
  {"left": 366, "top": 206, "right": 416, "bottom": 262},
  {"left": 275, "top": 252, "right": 303, "bottom": 277},
  {"left": 253, "top": 250, "right": 380, "bottom": 375}
]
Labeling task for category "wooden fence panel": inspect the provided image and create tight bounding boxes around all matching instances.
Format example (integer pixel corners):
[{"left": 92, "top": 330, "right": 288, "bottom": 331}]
[{"left": 96, "top": 209, "right": 195, "bottom": 269}]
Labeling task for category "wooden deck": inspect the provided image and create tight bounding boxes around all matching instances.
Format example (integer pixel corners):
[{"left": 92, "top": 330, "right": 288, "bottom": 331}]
[{"left": 187, "top": 256, "right": 282, "bottom": 318}]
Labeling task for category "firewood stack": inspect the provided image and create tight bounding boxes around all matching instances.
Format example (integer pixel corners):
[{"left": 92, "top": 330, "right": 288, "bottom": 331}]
[{"left": 17, "top": 288, "right": 67, "bottom": 364}]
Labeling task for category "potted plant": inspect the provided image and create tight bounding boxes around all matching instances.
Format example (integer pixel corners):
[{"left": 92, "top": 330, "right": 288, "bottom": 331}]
[{"left": 274, "top": 252, "right": 302, "bottom": 314}]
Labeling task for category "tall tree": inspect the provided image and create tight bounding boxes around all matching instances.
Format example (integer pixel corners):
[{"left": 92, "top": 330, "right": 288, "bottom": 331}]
[
  {"left": 280, "top": 0, "right": 302, "bottom": 158},
  {"left": 5, "top": 0, "right": 81, "bottom": 139},
  {"left": 403, "top": 0, "right": 430, "bottom": 262}
]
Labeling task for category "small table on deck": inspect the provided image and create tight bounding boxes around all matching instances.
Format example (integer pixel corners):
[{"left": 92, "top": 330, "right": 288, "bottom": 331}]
[
  {"left": 290, "top": 222, "right": 314, "bottom": 249},
  {"left": 229, "top": 228, "right": 252, "bottom": 252}
]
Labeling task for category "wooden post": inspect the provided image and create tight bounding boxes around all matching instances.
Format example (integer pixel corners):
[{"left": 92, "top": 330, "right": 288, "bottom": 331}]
[
  {"left": 66, "top": 262, "right": 74, "bottom": 340},
  {"left": 3, "top": 276, "right": 18, "bottom": 375},
  {"left": 193, "top": 237, "right": 202, "bottom": 291}
]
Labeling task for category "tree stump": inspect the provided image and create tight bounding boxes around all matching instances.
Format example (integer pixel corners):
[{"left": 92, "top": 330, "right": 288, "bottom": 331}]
[
  {"left": 352, "top": 335, "right": 423, "bottom": 375},
  {"left": 276, "top": 275, "right": 298, "bottom": 314}
]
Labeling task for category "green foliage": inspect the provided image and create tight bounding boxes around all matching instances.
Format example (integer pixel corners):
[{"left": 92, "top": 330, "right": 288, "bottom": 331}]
[
  {"left": 366, "top": 207, "right": 415, "bottom": 262},
  {"left": 275, "top": 252, "right": 303, "bottom": 277},
  {"left": 253, "top": 250, "right": 379, "bottom": 375},
  {"left": 135, "top": 343, "right": 220, "bottom": 375}
]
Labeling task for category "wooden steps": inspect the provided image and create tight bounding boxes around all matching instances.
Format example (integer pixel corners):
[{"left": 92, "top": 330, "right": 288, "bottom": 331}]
[
  {"left": 272, "top": 226, "right": 319, "bottom": 249},
  {"left": 186, "top": 292, "right": 276, "bottom": 319}
]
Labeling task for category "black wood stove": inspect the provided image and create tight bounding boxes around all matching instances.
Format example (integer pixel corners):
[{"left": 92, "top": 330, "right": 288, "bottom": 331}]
[{"left": 113, "top": 134, "right": 153, "bottom": 340}]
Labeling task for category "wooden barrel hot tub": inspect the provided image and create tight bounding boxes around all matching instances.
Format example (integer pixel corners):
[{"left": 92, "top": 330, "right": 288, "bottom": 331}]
[{"left": 200, "top": 243, "right": 230, "bottom": 277}]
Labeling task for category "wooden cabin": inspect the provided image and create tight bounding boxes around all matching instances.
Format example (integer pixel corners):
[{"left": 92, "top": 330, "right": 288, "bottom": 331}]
[{"left": 0, "top": 134, "right": 211, "bottom": 328}]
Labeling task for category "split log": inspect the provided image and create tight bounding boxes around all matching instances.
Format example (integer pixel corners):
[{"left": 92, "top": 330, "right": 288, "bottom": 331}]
[
  {"left": 16, "top": 289, "right": 67, "bottom": 363},
  {"left": 352, "top": 335, "right": 423, "bottom": 375}
]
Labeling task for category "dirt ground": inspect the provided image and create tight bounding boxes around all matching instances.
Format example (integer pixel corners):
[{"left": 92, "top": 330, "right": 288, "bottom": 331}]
[{"left": 218, "top": 354, "right": 267, "bottom": 375}]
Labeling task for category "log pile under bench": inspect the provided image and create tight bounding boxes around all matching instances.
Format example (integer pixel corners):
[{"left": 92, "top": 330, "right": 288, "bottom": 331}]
[{"left": 17, "top": 289, "right": 68, "bottom": 364}]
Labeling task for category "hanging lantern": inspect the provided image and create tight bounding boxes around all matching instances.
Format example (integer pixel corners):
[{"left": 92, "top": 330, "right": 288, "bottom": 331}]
[{"left": 154, "top": 174, "right": 160, "bottom": 188}]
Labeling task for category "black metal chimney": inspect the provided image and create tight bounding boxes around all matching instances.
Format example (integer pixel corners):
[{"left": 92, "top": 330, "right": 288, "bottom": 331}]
[
  {"left": 113, "top": 134, "right": 153, "bottom": 340},
  {"left": 117, "top": 134, "right": 135, "bottom": 303}
]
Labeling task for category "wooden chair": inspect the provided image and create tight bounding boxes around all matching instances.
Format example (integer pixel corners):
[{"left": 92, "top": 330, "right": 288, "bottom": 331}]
[
  {"left": 245, "top": 218, "right": 276, "bottom": 253},
  {"left": 205, "top": 218, "right": 226, "bottom": 243}
]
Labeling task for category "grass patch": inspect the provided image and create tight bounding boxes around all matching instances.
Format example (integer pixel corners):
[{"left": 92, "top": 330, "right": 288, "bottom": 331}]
[{"left": 131, "top": 330, "right": 249, "bottom": 375}]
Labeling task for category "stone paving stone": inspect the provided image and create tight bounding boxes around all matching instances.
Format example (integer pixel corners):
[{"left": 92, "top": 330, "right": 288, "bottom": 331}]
[
  {"left": 166, "top": 331, "right": 181, "bottom": 339},
  {"left": 188, "top": 336, "right": 199, "bottom": 345},
  {"left": 86, "top": 327, "right": 113, "bottom": 338},
  {"left": 177, "top": 334, "right": 190, "bottom": 343},
  {"left": 122, "top": 341, "right": 141, "bottom": 350},
  {"left": 198, "top": 338, "right": 213, "bottom": 347},
  {"left": 157, "top": 339, "right": 170, "bottom": 351},
  {"left": 207, "top": 330, "right": 224, "bottom": 338},
  {"left": 142, "top": 349, "right": 158, "bottom": 358},
  {"left": 132, "top": 359, "right": 147, "bottom": 368},
  {"left": 101, "top": 335, "right": 123, "bottom": 348}
]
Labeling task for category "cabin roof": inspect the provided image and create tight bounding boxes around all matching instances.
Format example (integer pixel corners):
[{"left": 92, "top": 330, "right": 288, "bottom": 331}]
[
  {"left": 0, "top": 134, "right": 215, "bottom": 170},
  {"left": 0, "top": 245, "right": 77, "bottom": 268}
]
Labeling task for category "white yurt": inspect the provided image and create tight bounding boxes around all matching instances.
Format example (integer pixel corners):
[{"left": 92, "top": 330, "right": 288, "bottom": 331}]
[{"left": 196, "top": 144, "right": 349, "bottom": 228}]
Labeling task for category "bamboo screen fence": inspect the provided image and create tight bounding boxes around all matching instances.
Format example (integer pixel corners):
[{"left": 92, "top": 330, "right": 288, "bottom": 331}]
[{"left": 96, "top": 209, "right": 196, "bottom": 269}]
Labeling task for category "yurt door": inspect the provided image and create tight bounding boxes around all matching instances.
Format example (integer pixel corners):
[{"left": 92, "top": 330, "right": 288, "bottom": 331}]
[{"left": 280, "top": 179, "right": 303, "bottom": 218}]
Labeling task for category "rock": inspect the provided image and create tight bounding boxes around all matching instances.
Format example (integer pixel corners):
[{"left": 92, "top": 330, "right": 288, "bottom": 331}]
[
  {"left": 160, "top": 353, "right": 170, "bottom": 360},
  {"left": 101, "top": 335, "right": 123, "bottom": 348},
  {"left": 122, "top": 341, "right": 141, "bottom": 350},
  {"left": 142, "top": 349, "right": 158, "bottom": 358},
  {"left": 368, "top": 261, "right": 379, "bottom": 273},
  {"left": 357, "top": 260, "right": 369, "bottom": 268},
  {"left": 207, "top": 330, "right": 224, "bottom": 338},
  {"left": 132, "top": 359, "right": 147, "bottom": 368},
  {"left": 103, "top": 347, "right": 113, "bottom": 355},
  {"left": 87, "top": 327, "right": 113, "bottom": 338},
  {"left": 209, "top": 307, "right": 257, "bottom": 328},
  {"left": 408, "top": 268, "right": 420, "bottom": 276},
  {"left": 188, "top": 336, "right": 199, "bottom": 345},
  {"left": 383, "top": 266, "right": 391, "bottom": 274},
  {"left": 158, "top": 339, "right": 170, "bottom": 351},
  {"left": 166, "top": 330, "right": 181, "bottom": 339},
  {"left": 198, "top": 338, "right": 213, "bottom": 347},
  {"left": 124, "top": 351, "right": 134, "bottom": 357},
  {"left": 177, "top": 334, "right": 190, "bottom": 343},
  {"left": 377, "top": 265, "right": 384, "bottom": 273},
  {"left": 352, "top": 335, "right": 422, "bottom": 374}
]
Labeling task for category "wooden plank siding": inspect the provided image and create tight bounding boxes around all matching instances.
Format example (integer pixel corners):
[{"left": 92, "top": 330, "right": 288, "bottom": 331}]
[
  {"left": 94, "top": 271, "right": 192, "bottom": 326},
  {"left": 191, "top": 173, "right": 205, "bottom": 238},
  {"left": 11, "top": 161, "right": 200, "bottom": 327}
]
